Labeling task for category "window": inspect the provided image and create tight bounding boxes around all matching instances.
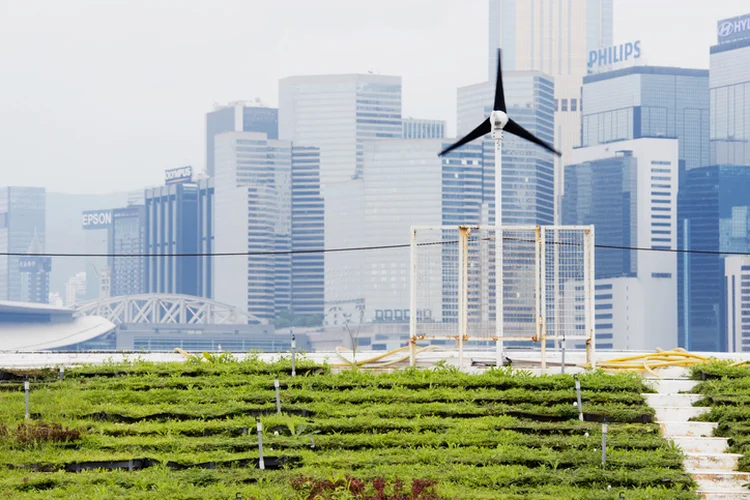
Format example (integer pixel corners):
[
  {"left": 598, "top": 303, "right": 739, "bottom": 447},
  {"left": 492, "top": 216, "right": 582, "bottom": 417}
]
[
  {"left": 561, "top": 99, "right": 568, "bottom": 111},
  {"left": 554, "top": 99, "right": 559, "bottom": 111},
  {"left": 595, "top": 304, "right": 613, "bottom": 310},
  {"left": 652, "top": 161, "right": 672, "bottom": 166},
  {"left": 595, "top": 294, "right": 613, "bottom": 300},
  {"left": 651, "top": 273, "right": 672, "bottom": 279},
  {"left": 570, "top": 98, "right": 578, "bottom": 111},
  {"left": 595, "top": 284, "right": 613, "bottom": 291}
]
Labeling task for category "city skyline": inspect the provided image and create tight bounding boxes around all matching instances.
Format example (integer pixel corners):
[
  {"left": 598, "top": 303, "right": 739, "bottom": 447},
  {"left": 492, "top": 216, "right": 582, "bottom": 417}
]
[{"left": 1, "top": 0, "right": 748, "bottom": 193}]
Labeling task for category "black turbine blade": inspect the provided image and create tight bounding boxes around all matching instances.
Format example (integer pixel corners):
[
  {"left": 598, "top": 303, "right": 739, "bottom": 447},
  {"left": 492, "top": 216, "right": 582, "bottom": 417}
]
[
  {"left": 493, "top": 49, "right": 506, "bottom": 112},
  {"left": 438, "top": 118, "right": 491, "bottom": 156},
  {"left": 505, "top": 118, "right": 561, "bottom": 157}
]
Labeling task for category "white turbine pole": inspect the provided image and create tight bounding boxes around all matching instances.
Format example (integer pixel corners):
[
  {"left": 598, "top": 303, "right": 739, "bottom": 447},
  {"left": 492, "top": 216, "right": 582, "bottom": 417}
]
[{"left": 493, "top": 118, "right": 504, "bottom": 367}]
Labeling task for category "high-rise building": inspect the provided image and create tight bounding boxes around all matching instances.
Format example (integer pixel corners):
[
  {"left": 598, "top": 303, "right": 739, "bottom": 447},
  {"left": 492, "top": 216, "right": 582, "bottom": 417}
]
[
  {"left": 279, "top": 74, "right": 402, "bottom": 313},
  {"left": 110, "top": 206, "right": 146, "bottom": 297},
  {"left": 213, "top": 131, "right": 324, "bottom": 323},
  {"left": 563, "top": 138, "right": 679, "bottom": 350},
  {"left": 488, "top": 0, "right": 614, "bottom": 220},
  {"left": 65, "top": 272, "right": 87, "bottom": 306},
  {"left": 710, "top": 18, "right": 750, "bottom": 167},
  {"left": 18, "top": 231, "right": 51, "bottom": 304},
  {"left": 47, "top": 191, "right": 130, "bottom": 301},
  {"left": 291, "top": 147, "right": 325, "bottom": 320},
  {"left": 205, "top": 101, "right": 279, "bottom": 177},
  {"left": 360, "top": 139, "right": 485, "bottom": 324},
  {"left": 725, "top": 255, "right": 750, "bottom": 352},
  {"left": 458, "top": 72, "right": 556, "bottom": 225},
  {"left": 581, "top": 66, "right": 710, "bottom": 172},
  {"left": 681, "top": 166, "right": 750, "bottom": 351},
  {"left": 144, "top": 168, "right": 214, "bottom": 298},
  {"left": 0, "top": 187, "right": 46, "bottom": 302},
  {"left": 402, "top": 118, "right": 445, "bottom": 139}
]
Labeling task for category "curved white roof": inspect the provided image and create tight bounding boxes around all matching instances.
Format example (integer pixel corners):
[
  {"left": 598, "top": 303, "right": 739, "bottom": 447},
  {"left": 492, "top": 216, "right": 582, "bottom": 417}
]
[{"left": 0, "top": 300, "right": 115, "bottom": 351}]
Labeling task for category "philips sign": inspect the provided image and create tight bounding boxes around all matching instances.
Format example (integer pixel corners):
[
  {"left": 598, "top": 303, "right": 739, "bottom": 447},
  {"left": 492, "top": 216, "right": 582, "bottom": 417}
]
[
  {"left": 718, "top": 14, "right": 750, "bottom": 44},
  {"left": 165, "top": 166, "right": 193, "bottom": 184},
  {"left": 588, "top": 41, "right": 641, "bottom": 72},
  {"left": 82, "top": 210, "right": 112, "bottom": 229}
]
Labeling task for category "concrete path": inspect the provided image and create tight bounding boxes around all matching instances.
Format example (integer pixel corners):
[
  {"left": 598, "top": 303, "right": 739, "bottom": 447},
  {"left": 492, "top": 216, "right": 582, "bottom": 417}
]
[{"left": 648, "top": 368, "right": 750, "bottom": 499}]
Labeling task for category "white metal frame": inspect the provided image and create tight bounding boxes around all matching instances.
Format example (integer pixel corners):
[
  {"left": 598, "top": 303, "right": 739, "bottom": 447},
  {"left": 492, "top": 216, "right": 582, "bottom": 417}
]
[{"left": 409, "top": 224, "right": 595, "bottom": 371}]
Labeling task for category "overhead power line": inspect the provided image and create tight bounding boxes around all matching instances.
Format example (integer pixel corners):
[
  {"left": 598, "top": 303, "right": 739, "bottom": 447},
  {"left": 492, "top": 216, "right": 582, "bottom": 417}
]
[{"left": 1, "top": 238, "right": 749, "bottom": 258}]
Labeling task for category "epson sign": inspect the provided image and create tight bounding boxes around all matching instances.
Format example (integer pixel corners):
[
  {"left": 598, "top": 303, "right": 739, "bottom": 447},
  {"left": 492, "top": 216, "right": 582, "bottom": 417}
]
[
  {"left": 588, "top": 41, "right": 641, "bottom": 72},
  {"left": 165, "top": 166, "right": 193, "bottom": 184},
  {"left": 718, "top": 14, "right": 750, "bottom": 44},
  {"left": 82, "top": 211, "right": 112, "bottom": 229}
]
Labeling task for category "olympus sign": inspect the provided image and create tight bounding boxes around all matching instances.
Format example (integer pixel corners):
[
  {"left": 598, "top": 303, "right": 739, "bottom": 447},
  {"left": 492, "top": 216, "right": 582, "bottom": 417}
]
[
  {"left": 82, "top": 210, "right": 112, "bottom": 229},
  {"left": 718, "top": 14, "right": 750, "bottom": 44},
  {"left": 165, "top": 166, "right": 193, "bottom": 184}
]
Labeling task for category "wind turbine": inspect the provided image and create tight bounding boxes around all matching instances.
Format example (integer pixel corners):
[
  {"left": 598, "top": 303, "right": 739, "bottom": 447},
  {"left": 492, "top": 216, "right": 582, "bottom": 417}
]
[{"left": 438, "top": 49, "right": 560, "bottom": 365}]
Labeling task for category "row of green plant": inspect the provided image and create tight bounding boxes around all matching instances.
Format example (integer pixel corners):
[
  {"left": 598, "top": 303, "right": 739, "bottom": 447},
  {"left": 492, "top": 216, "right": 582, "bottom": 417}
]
[
  {"left": 689, "top": 360, "right": 750, "bottom": 472},
  {"left": 0, "top": 362, "right": 691, "bottom": 498},
  {"left": 0, "top": 467, "right": 699, "bottom": 500}
]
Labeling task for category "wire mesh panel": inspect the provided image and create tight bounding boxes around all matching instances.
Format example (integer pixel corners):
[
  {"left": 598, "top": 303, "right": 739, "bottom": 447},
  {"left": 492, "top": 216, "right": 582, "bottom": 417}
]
[
  {"left": 410, "top": 225, "right": 594, "bottom": 359},
  {"left": 410, "top": 226, "right": 460, "bottom": 340},
  {"left": 542, "top": 227, "right": 593, "bottom": 345}
]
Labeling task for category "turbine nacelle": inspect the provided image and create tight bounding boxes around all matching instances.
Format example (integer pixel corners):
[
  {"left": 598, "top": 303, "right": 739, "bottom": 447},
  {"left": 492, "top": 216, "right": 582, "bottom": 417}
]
[{"left": 490, "top": 110, "right": 508, "bottom": 139}]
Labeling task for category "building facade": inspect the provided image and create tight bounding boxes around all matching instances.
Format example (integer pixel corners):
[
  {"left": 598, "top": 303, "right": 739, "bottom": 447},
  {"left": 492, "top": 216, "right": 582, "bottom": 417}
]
[
  {"left": 110, "top": 206, "right": 146, "bottom": 297},
  {"left": 279, "top": 74, "right": 402, "bottom": 313},
  {"left": 488, "top": 0, "right": 614, "bottom": 220},
  {"left": 402, "top": 118, "right": 445, "bottom": 139},
  {"left": 681, "top": 166, "right": 750, "bottom": 352},
  {"left": 581, "top": 66, "right": 710, "bottom": 172},
  {"left": 563, "top": 138, "right": 679, "bottom": 350},
  {"left": 710, "top": 25, "right": 750, "bottom": 167},
  {"left": 0, "top": 187, "right": 46, "bottom": 302},
  {"left": 205, "top": 101, "right": 279, "bottom": 177},
  {"left": 213, "top": 131, "right": 324, "bottom": 323},
  {"left": 144, "top": 173, "right": 214, "bottom": 298},
  {"left": 725, "top": 255, "right": 750, "bottom": 353}
]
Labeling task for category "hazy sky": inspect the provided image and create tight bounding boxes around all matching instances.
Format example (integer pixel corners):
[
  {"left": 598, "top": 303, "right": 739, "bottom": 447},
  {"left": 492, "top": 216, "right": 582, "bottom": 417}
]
[{"left": 1, "top": 0, "right": 748, "bottom": 194}]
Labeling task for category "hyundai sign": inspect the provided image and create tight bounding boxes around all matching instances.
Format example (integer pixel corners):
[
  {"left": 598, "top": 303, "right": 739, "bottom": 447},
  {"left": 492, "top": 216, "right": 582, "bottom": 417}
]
[
  {"left": 165, "top": 166, "right": 193, "bottom": 185},
  {"left": 588, "top": 41, "right": 641, "bottom": 72},
  {"left": 718, "top": 14, "right": 750, "bottom": 44},
  {"left": 82, "top": 210, "right": 112, "bottom": 230}
]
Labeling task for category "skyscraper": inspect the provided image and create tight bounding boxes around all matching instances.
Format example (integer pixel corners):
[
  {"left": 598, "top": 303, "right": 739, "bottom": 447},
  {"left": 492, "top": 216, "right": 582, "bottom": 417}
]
[
  {"left": 563, "top": 138, "right": 679, "bottom": 351},
  {"left": 144, "top": 169, "right": 214, "bottom": 298},
  {"left": 710, "top": 19, "right": 750, "bottom": 166},
  {"left": 581, "top": 66, "right": 710, "bottom": 172},
  {"left": 213, "top": 131, "right": 324, "bottom": 323},
  {"left": 488, "top": 0, "right": 614, "bottom": 220},
  {"left": 110, "top": 206, "right": 146, "bottom": 297},
  {"left": 279, "top": 74, "right": 402, "bottom": 314},
  {"left": 681, "top": 166, "right": 750, "bottom": 351},
  {"left": 18, "top": 231, "right": 51, "bottom": 304},
  {"left": 205, "top": 101, "right": 279, "bottom": 177},
  {"left": 0, "top": 187, "right": 46, "bottom": 302},
  {"left": 361, "top": 139, "right": 484, "bottom": 324},
  {"left": 457, "top": 72, "right": 556, "bottom": 225},
  {"left": 725, "top": 255, "right": 750, "bottom": 352}
]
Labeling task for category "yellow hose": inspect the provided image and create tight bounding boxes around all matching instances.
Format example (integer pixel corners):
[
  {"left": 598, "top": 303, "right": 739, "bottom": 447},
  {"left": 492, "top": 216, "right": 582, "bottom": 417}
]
[
  {"left": 581, "top": 348, "right": 710, "bottom": 377},
  {"left": 332, "top": 345, "right": 440, "bottom": 368}
]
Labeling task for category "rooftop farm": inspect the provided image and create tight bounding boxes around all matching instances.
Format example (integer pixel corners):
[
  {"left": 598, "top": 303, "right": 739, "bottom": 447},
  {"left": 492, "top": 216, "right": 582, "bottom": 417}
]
[
  {"left": 0, "top": 355, "right": 698, "bottom": 499},
  {"left": 689, "top": 360, "right": 750, "bottom": 472}
]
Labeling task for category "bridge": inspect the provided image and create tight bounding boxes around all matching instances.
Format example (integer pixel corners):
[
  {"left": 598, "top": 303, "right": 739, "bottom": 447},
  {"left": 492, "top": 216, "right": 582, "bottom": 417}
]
[{"left": 74, "top": 294, "right": 264, "bottom": 325}]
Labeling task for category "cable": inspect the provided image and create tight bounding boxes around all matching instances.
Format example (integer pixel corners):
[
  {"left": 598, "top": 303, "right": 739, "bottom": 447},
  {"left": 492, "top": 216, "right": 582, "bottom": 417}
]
[{"left": 2, "top": 238, "right": 747, "bottom": 259}]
